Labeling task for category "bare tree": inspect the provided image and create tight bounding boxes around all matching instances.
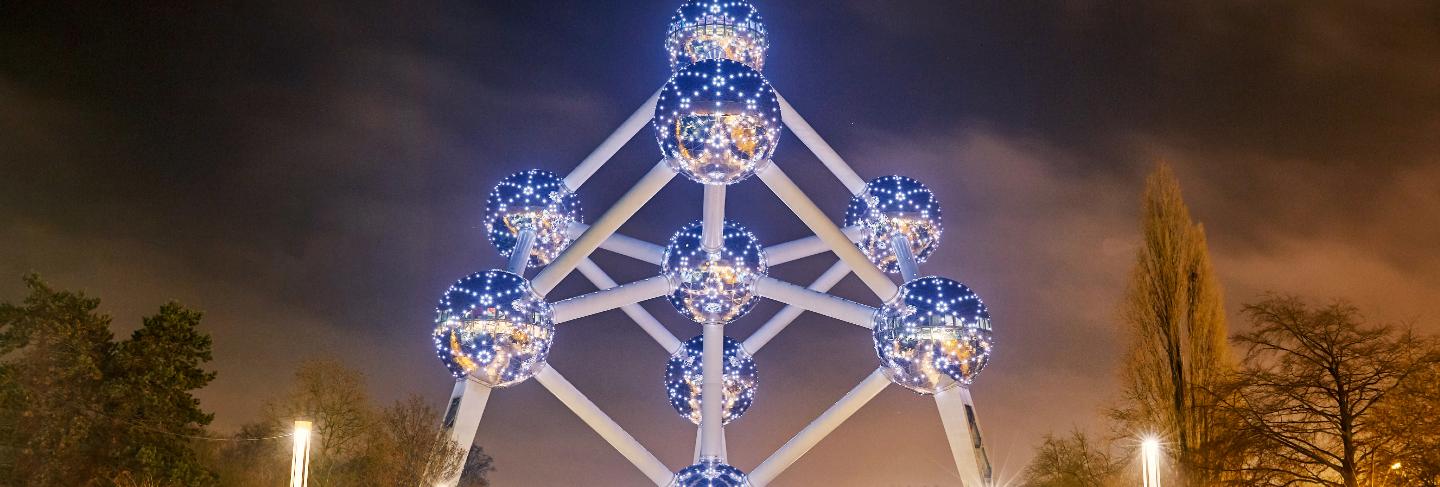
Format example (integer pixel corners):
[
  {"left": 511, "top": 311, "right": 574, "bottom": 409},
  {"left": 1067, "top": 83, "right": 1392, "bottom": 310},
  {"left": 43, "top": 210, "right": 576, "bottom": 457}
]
[
  {"left": 1214, "top": 296, "right": 1440, "bottom": 487},
  {"left": 1021, "top": 430, "right": 1123, "bottom": 487},
  {"left": 359, "top": 395, "right": 466, "bottom": 486},
  {"left": 1112, "top": 163, "right": 1231, "bottom": 486},
  {"left": 262, "top": 358, "right": 373, "bottom": 486}
]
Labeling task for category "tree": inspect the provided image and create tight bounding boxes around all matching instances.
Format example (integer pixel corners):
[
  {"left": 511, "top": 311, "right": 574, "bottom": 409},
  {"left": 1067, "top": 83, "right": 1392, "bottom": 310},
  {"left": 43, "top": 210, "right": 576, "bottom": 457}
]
[
  {"left": 261, "top": 358, "right": 373, "bottom": 486},
  {"left": 1371, "top": 361, "right": 1440, "bottom": 486},
  {"left": 458, "top": 444, "right": 496, "bottom": 487},
  {"left": 358, "top": 395, "right": 466, "bottom": 486},
  {"left": 1021, "top": 430, "right": 1122, "bottom": 487},
  {"left": 1214, "top": 296, "right": 1440, "bottom": 487},
  {"left": 1112, "top": 164, "right": 1231, "bottom": 486}
]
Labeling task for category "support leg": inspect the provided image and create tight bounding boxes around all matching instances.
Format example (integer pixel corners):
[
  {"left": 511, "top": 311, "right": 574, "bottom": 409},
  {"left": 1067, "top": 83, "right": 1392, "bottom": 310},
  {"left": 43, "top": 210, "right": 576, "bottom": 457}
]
[
  {"left": 698, "top": 322, "right": 726, "bottom": 461},
  {"left": 438, "top": 377, "right": 493, "bottom": 487},
  {"left": 935, "top": 386, "right": 993, "bottom": 487}
]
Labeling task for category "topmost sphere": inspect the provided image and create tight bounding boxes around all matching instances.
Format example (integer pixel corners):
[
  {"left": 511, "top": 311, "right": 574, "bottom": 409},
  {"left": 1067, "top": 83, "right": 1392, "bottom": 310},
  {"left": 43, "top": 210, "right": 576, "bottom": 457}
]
[{"left": 666, "top": 0, "right": 768, "bottom": 72}]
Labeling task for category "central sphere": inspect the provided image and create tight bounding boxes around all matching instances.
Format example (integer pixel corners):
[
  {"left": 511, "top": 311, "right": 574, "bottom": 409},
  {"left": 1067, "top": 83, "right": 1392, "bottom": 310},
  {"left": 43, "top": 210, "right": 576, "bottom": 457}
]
[
  {"left": 654, "top": 59, "right": 782, "bottom": 185},
  {"left": 433, "top": 270, "right": 555, "bottom": 387},
  {"left": 485, "top": 169, "right": 583, "bottom": 268},
  {"left": 665, "top": 335, "right": 759, "bottom": 425},
  {"left": 844, "top": 175, "right": 944, "bottom": 274},
  {"left": 666, "top": 0, "right": 768, "bottom": 72},
  {"left": 671, "top": 459, "right": 752, "bottom": 487},
  {"left": 872, "top": 276, "right": 993, "bottom": 394},
  {"left": 661, "top": 220, "right": 767, "bottom": 324}
]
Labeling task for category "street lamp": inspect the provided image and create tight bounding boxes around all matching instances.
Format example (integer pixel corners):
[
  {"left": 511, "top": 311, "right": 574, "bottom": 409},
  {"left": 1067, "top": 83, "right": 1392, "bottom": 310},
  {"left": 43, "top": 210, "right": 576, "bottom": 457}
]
[
  {"left": 1141, "top": 437, "right": 1161, "bottom": 487},
  {"left": 290, "top": 420, "right": 313, "bottom": 487}
]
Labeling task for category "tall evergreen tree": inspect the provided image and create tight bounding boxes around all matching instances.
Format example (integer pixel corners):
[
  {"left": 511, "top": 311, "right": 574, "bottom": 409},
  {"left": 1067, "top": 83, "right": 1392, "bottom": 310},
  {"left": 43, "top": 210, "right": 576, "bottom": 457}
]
[{"left": 1112, "top": 164, "right": 1231, "bottom": 486}]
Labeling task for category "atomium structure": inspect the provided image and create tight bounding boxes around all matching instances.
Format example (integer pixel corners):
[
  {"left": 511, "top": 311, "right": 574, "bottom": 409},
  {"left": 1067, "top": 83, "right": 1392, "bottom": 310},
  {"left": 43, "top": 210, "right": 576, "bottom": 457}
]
[{"left": 430, "top": 1, "right": 997, "bottom": 485}]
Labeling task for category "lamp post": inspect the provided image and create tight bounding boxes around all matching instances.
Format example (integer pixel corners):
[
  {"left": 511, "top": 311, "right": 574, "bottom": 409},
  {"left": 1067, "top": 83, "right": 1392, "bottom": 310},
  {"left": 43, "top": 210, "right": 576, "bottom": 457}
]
[
  {"left": 1141, "top": 438, "right": 1161, "bottom": 487},
  {"left": 290, "top": 420, "right": 313, "bottom": 487}
]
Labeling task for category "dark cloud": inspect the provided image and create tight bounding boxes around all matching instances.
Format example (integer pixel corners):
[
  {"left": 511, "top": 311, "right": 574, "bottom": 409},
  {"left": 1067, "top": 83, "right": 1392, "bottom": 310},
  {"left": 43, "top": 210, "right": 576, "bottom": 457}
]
[{"left": 2, "top": 0, "right": 1437, "bottom": 484}]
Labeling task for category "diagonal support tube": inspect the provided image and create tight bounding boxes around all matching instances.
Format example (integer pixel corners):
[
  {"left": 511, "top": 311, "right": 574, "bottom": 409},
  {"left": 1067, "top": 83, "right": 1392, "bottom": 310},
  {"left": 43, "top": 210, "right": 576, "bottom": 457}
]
[
  {"left": 749, "top": 368, "right": 891, "bottom": 485},
  {"left": 575, "top": 258, "right": 683, "bottom": 353},
  {"left": 564, "top": 88, "right": 664, "bottom": 190},
  {"left": 775, "top": 94, "right": 868, "bottom": 195},
  {"left": 755, "top": 163, "right": 898, "bottom": 300},
  {"left": 744, "top": 260, "right": 852, "bottom": 353},
  {"left": 534, "top": 161, "right": 677, "bottom": 296},
  {"left": 568, "top": 223, "right": 666, "bottom": 265},
  {"left": 552, "top": 275, "right": 670, "bottom": 323},
  {"left": 892, "top": 233, "right": 920, "bottom": 282},
  {"left": 535, "top": 367, "right": 673, "bottom": 486},
  {"left": 755, "top": 277, "right": 876, "bottom": 328},
  {"left": 508, "top": 228, "right": 537, "bottom": 275},
  {"left": 763, "top": 226, "right": 866, "bottom": 266}
]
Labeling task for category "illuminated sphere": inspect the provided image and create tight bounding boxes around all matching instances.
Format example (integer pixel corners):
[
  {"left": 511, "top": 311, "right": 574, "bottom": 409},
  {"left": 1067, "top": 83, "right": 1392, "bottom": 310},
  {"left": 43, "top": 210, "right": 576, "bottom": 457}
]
[
  {"left": 872, "top": 276, "right": 993, "bottom": 394},
  {"left": 654, "top": 59, "right": 782, "bottom": 185},
  {"left": 671, "top": 459, "right": 752, "bottom": 487},
  {"left": 666, "top": 0, "right": 768, "bottom": 72},
  {"left": 485, "top": 169, "right": 583, "bottom": 268},
  {"left": 843, "top": 175, "right": 943, "bottom": 274},
  {"left": 661, "top": 220, "right": 767, "bottom": 324},
  {"left": 433, "top": 270, "right": 555, "bottom": 387},
  {"left": 665, "top": 335, "right": 759, "bottom": 425}
]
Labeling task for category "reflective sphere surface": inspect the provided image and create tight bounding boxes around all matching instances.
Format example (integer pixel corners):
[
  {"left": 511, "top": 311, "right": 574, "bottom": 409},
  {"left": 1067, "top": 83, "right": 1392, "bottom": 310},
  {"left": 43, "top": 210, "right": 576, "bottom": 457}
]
[
  {"left": 873, "top": 276, "right": 993, "bottom": 394},
  {"left": 665, "top": 335, "right": 758, "bottom": 425},
  {"left": 843, "top": 175, "right": 943, "bottom": 274},
  {"left": 661, "top": 220, "right": 767, "bottom": 324},
  {"left": 485, "top": 169, "right": 583, "bottom": 268},
  {"left": 433, "top": 270, "right": 555, "bottom": 387},
  {"left": 666, "top": 0, "right": 768, "bottom": 72},
  {"left": 655, "top": 59, "right": 781, "bottom": 185},
  {"left": 671, "top": 459, "right": 752, "bottom": 487}
]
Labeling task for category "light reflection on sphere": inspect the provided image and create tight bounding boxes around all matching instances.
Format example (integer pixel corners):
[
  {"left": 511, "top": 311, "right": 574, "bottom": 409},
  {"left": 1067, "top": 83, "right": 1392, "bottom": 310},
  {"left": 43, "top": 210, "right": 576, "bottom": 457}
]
[
  {"left": 843, "top": 175, "right": 943, "bottom": 274},
  {"left": 671, "top": 459, "right": 752, "bottom": 487},
  {"left": 485, "top": 169, "right": 583, "bottom": 268},
  {"left": 654, "top": 59, "right": 781, "bottom": 185},
  {"left": 666, "top": 0, "right": 768, "bottom": 72},
  {"left": 433, "top": 270, "right": 554, "bottom": 387},
  {"left": 872, "top": 276, "right": 993, "bottom": 394},
  {"left": 665, "top": 335, "right": 758, "bottom": 425},
  {"left": 661, "top": 220, "right": 767, "bottom": 324}
]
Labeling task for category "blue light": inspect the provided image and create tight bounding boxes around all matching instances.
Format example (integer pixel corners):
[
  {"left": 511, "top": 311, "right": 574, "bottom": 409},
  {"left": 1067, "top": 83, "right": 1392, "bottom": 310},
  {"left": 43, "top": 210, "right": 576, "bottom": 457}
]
[
  {"left": 665, "top": 335, "right": 759, "bottom": 425},
  {"left": 433, "top": 270, "right": 554, "bottom": 387},
  {"left": 671, "top": 459, "right": 752, "bottom": 487},
  {"left": 844, "top": 175, "right": 944, "bottom": 274},
  {"left": 485, "top": 169, "right": 583, "bottom": 268},
  {"left": 654, "top": 59, "right": 782, "bottom": 185},
  {"left": 666, "top": 0, "right": 768, "bottom": 72},
  {"left": 873, "top": 276, "right": 993, "bottom": 393},
  {"left": 661, "top": 220, "right": 768, "bottom": 324}
]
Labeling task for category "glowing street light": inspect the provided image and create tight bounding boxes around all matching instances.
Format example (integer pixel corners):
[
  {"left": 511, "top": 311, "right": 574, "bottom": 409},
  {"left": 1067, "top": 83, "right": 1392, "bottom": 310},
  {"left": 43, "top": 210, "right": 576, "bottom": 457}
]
[
  {"left": 1141, "top": 437, "right": 1161, "bottom": 487},
  {"left": 290, "top": 420, "right": 313, "bottom": 487}
]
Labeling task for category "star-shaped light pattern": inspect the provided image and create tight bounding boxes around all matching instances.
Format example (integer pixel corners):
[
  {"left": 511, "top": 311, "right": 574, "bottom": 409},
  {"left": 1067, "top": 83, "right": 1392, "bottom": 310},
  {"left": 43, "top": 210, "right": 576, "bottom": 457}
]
[
  {"left": 670, "top": 459, "right": 753, "bottom": 487},
  {"left": 665, "top": 335, "right": 759, "bottom": 425},
  {"left": 665, "top": 0, "right": 768, "bottom": 72},
  {"left": 433, "top": 270, "right": 555, "bottom": 387},
  {"left": 872, "top": 276, "right": 994, "bottom": 394},
  {"left": 654, "top": 59, "right": 782, "bottom": 185},
  {"left": 661, "top": 220, "right": 767, "bottom": 324},
  {"left": 485, "top": 169, "right": 583, "bottom": 268},
  {"left": 843, "top": 175, "right": 944, "bottom": 274}
]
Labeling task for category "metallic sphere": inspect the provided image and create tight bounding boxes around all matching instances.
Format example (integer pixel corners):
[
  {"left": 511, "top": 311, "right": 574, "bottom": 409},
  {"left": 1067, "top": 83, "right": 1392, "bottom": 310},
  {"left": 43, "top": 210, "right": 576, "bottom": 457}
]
[
  {"left": 661, "top": 220, "right": 767, "bottom": 324},
  {"left": 666, "top": 0, "right": 768, "bottom": 72},
  {"left": 671, "top": 459, "right": 752, "bottom": 487},
  {"left": 665, "top": 335, "right": 759, "bottom": 425},
  {"left": 654, "top": 59, "right": 782, "bottom": 185},
  {"left": 872, "top": 276, "right": 993, "bottom": 394},
  {"left": 485, "top": 169, "right": 583, "bottom": 268},
  {"left": 844, "top": 175, "right": 943, "bottom": 274},
  {"left": 433, "top": 270, "right": 555, "bottom": 387}
]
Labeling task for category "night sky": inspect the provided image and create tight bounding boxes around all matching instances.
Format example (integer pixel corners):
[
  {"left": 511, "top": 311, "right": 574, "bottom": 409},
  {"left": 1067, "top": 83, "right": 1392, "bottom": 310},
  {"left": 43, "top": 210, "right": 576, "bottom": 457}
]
[{"left": 3, "top": 1, "right": 1439, "bottom": 485}]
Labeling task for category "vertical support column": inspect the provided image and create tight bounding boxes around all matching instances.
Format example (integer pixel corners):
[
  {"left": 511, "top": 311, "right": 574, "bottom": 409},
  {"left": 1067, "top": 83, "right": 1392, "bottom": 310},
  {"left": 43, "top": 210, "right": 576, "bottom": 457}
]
[
  {"left": 935, "top": 386, "right": 992, "bottom": 487},
  {"left": 891, "top": 233, "right": 920, "bottom": 282},
  {"left": 508, "top": 228, "right": 537, "bottom": 275},
  {"left": 702, "top": 184, "right": 725, "bottom": 250},
  {"left": 290, "top": 420, "right": 312, "bottom": 487},
  {"left": 699, "top": 322, "right": 726, "bottom": 461},
  {"left": 438, "top": 377, "right": 493, "bottom": 487}
]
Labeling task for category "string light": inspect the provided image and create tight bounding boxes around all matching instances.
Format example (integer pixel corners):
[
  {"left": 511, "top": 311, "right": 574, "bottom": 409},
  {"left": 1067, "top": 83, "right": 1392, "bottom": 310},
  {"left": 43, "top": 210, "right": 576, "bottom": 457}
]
[
  {"left": 662, "top": 220, "right": 768, "bottom": 324},
  {"left": 844, "top": 175, "right": 944, "bottom": 274},
  {"left": 665, "top": 0, "right": 768, "bottom": 72},
  {"left": 433, "top": 270, "right": 555, "bottom": 387},
  {"left": 873, "top": 276, "right": 994, "bottom": 394},
  {"left": 485, "top": 169, "right": 583, "bottom": 268},
  {"left": 654, "top": 59, "right": 782, "bottom": 185},
  {"left": 665, "top": 335, "right": 759, "bottom": 425},
  {"left": 671, "top": 458, "right": 753, "bottom": 487}
]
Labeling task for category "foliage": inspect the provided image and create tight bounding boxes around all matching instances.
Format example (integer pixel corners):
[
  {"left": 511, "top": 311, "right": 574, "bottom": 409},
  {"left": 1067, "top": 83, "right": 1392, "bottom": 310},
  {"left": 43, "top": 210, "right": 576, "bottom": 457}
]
[
  {"left": 1112, "top": 164, "right": 1231, "bottom": 486},
  {"left": 459, "top": 444, "right": 497, "bottom": 487},
  {"left": 1020, "top": 430, "right": 1123, "bottom": 487},
  {"left": 358, "top": 395, "right": 467, "bottom": 485}
]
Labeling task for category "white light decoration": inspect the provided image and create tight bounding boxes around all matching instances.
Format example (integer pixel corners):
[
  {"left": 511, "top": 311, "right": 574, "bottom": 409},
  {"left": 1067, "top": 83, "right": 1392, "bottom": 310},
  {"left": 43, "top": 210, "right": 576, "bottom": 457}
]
[
  {"left": 844, "top": 175, "right": 944, "bottom": 275},
  {"left": 485, "top": 169, "right": 584, "bottom": 268},
  {"left": 671, "top": 459, "right": 753, "bottom": 487},
  {"left": 661, "top": 220, "right": 767, "bottom": 324},
  {"left": 654, "top": 59, "right": 782, "bottom": 185},
  {"left": 665, "top": 335, "right": 759, "bottom": 425},
  {"left": 433, "top": 270, "right": 555, "bottom": 387},
  {"left": 666, "top": 0, "right": 768, "bottom": 72},
  {"left": 872, "top": 276, "right": 993, "bottom": 394}
]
